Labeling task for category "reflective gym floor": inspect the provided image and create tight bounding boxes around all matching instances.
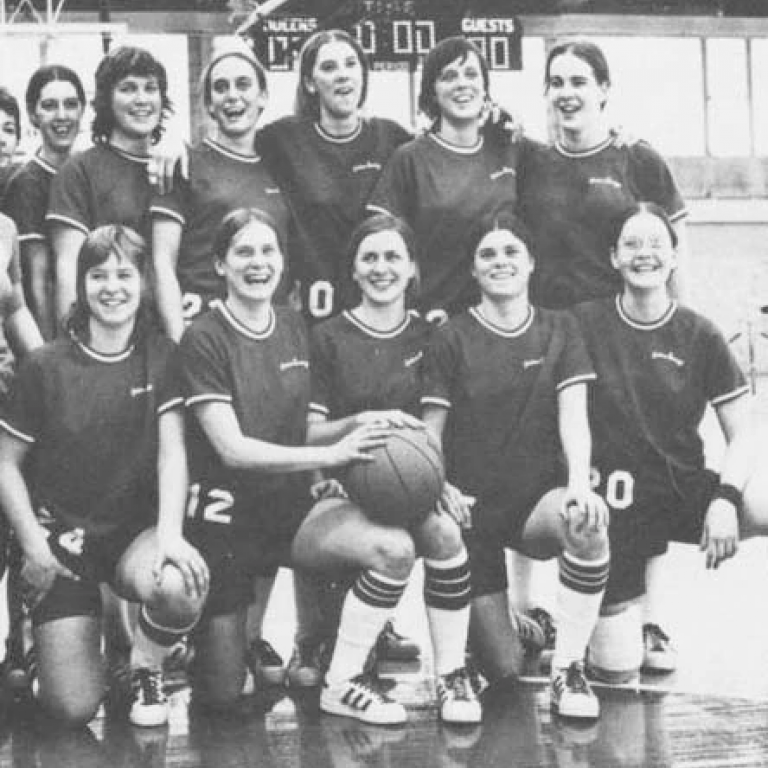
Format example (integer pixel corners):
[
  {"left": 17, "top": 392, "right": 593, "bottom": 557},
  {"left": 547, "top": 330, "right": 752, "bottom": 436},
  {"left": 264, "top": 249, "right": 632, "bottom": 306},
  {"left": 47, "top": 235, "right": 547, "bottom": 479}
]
[{"left": 0, "top": 535, "right": 766, "bottom": 768}]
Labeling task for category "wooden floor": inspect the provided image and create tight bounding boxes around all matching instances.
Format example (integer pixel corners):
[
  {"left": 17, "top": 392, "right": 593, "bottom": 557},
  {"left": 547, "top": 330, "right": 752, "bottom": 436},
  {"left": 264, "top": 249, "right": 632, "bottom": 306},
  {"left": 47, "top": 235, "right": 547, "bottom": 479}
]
[{"left": 0, "top": 534, "right": 767, "bottom": 768}]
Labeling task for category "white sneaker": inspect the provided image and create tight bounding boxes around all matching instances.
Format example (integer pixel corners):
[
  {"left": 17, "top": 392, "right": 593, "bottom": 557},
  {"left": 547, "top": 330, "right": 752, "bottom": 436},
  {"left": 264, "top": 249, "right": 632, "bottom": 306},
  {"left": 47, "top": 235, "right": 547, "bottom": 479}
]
[
  {"left": 320, "top": 673, "right": 407, "bottom": 725},
  {"left": 550, "top": 662, "right": 600, "bottom": 720},
  {"left": 129, "top": 668, "right": 168, "bottom": 727},
  {"left": 642, "top": 623, "right": 677, "bottom": 673},
  {"left": 436, "top": 667, "right": 482, "bottom": 724}
]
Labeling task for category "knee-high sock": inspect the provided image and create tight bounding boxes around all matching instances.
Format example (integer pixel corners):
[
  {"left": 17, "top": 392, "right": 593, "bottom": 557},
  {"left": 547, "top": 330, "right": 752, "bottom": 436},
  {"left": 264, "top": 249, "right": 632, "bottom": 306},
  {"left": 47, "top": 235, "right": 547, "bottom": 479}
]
[
  {"left": 325, "top": 571, "right": 408, "bottom": 687},
  {"left": 424, "top": 550, "right": 472, "bottom": 676},
  {"left": 552, "top": 551, "right": 610, "bottom": 670}
]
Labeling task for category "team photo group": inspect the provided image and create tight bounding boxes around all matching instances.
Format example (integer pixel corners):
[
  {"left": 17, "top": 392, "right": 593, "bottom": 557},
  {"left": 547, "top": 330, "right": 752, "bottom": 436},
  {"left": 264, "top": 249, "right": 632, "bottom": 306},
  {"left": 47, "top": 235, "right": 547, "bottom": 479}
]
[{"left": 0, "top": 20, "right": 764, "bottom": 737}]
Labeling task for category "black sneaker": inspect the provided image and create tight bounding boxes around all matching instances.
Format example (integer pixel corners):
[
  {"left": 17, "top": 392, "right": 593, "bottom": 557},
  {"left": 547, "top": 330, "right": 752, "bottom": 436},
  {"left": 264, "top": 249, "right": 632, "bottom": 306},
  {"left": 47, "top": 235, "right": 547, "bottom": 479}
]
[
  {"left": 129, "top": 668, "right": 168, "bottom": 727},
  {"left": 375, "top": 621, "right": 420, "bottom": 662},
  {"left": 287, "top": 637, "right": 332, "bottom": 688},
  {"left": 248, "top": 638, "right": 286, "bottom": 687}
]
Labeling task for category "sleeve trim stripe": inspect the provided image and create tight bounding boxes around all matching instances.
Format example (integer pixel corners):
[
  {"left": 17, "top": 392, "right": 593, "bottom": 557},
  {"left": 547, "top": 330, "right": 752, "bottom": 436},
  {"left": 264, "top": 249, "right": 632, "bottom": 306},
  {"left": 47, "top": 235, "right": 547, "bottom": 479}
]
[
  {"left": 150, "top": 206, "right": 185, "bottom": 224},
  {"left": 670, "top": 208, "right": 689, "bottom": 222},
  {"left": 0, "top": 420, "right": 35, "bottom": 444},
  {"left": 421, "top": 396, "right": 452, "bottom": 409},
  {"left": 45, "top": 214, "right": 88, "bottom": 235},
  {"left": 186, "top": 394, "right": 233, "bottom": 407},
  {"left": 556, "top": 373, "right": 597, "bottom": 392},
  {"left": 367, "top": 203, "right": 394, "bottom": 217},
  {"left": 711, "top": 386, "right": 751, "bottom": 406},
  {"left": 309, "top": 403, "right": 329, "bottom": 416},
  {"left": 18, "top": 233, "right": 45, "bottom": 244},
  {"left": 158, "top": 397, "right": 185, "bottom": 414}
]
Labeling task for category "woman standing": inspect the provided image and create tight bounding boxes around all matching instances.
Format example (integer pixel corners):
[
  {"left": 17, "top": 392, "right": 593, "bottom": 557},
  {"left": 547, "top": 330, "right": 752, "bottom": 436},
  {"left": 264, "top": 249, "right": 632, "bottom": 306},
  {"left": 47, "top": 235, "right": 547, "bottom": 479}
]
[
  {"left": 152, "top": 48, "right": 291, "bottom": 342},
  {"left": 255, "top": 29, "right": 412, "bottom": 322},
  {"left": 292, "top": 213, "right": 480, "bottom": 725},
  {"left": 0, "top": 225, "right": 208, "bottom": 728},
  {"left": 5, "top": 65, "right": 86, "bottom": 340},
  {"left": 369, "top": 37, "right": 525, "bottom": 323},
  {"left": 520, "top": 40, "right": 688, "bottom": 310},
  {"left": 421, "top": 211, "right": 609, "bottom": 720},
  {"left": 48, "top": 46, "right": 172, "bottom": 324},
  {"left": 178, "top": 208, "right": 388, "bottom": 709}
]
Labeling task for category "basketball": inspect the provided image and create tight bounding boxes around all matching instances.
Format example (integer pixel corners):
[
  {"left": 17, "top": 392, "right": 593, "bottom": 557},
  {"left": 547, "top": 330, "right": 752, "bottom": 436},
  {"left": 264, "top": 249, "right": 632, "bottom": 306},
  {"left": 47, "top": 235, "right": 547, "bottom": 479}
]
[{"left": 344, "top": 427, "right": 445, "bottom": 528}]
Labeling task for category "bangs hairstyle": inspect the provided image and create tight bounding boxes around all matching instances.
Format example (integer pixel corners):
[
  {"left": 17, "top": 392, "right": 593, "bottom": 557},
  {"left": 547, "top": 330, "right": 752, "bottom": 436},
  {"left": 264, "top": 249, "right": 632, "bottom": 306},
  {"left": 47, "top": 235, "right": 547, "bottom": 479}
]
[
  {"left": 545, "top": 39, "right": 611, "bottom": 89},
  {"left": 468, "top": 209, "right": 534, "bottom": 259},
  {"left": 212, "top": 207, "right": 284, "bottom": 263},
  {"left": 91, "top": 46, "right": 172, "bottom": 145},
  {"left": 345, "top": 213, "right": 419, "bottom": 307},
  {"left": 0, "top": 87, "right": 20, "bottom": 139},
  {"left": 26, "top": 64, "right": 86, "bottom": 120},
  {"left": 418, "top": 37, "right": 489, "bottom": 124},
  {"left": 610, "top": 201, "right": 679, "bottom": 250},
  {"left": 67, "top": 224, "right": 153, "bottom": 338},
  {"left": 201, "top": 50, "right": 268, "bottom": 109},
  {"left": 295, "top": 29, "right": 369, "bottom": 119}
]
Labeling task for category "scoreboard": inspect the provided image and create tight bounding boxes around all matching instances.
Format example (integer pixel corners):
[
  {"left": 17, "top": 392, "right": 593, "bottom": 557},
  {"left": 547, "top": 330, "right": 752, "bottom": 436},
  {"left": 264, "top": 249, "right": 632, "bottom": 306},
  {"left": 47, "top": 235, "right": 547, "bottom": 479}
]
[{"left": 247, "top": 2, "right": 522, "bottom": 71}]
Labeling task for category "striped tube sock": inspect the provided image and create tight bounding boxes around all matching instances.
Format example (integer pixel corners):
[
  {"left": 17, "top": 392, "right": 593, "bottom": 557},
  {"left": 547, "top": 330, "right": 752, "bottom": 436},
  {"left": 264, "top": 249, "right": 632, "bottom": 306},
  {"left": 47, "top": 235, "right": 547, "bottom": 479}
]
[
  {"left": 325, "top": 571, "right": 408, "bottom": 687},
  {"left": 552, "top": 551, "right": 610, "bottom": 671},
  {"left": 131, "top": 606, "right": 197, "bottom": 671},
  {"left": 424, "top": 550, "right": 472, "bottom": 676}
]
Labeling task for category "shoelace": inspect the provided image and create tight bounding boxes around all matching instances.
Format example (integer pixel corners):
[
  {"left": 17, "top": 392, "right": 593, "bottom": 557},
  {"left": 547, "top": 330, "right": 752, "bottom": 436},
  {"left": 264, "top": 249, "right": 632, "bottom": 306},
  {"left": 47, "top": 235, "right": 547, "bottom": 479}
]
[
  {"left": 134, "top": 669, "right": 165, "bottom": 703},
  {"left": 442, "top": 668, "right": 473, "bottom": 702},
  {"left": 565, "top": 663, "right": 590, "bottom": 694}
]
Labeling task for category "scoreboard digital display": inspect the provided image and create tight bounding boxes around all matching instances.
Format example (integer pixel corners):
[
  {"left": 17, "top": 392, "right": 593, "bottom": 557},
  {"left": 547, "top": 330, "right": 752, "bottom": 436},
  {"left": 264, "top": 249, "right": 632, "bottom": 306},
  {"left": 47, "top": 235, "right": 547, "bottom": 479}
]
[{"left": 247, "top": 4, "right": 522, "bottom": 71}]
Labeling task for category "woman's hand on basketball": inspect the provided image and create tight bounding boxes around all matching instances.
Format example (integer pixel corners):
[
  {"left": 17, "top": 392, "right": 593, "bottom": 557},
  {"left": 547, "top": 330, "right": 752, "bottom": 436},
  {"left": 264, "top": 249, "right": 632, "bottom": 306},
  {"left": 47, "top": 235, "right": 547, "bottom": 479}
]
[
  {"left": 700, "top": 497, "right": 739, "bottom": 569},
  {"left": 147, "top": 134, "right": 189, "bottom": 194},
  {"left": 355, "top": 410, "right": 424, "bottom": 431},
  {"left": 561, "top": 487, "right": 609, "bottom": 532},
  {"left": 20, "top": 540, "right": 78, "bottom": 609},
  {"left": 328, "top": 423, "right": 391, "bottom": 466},
  {"left": 153, "top": 534, "right": 209, "bottom": 598},
  {"left": 437, "top": 482, "right": 475, "bottom": 529},
  {"left": 310, "top": 477, "right": 348, "bottom": 502}
]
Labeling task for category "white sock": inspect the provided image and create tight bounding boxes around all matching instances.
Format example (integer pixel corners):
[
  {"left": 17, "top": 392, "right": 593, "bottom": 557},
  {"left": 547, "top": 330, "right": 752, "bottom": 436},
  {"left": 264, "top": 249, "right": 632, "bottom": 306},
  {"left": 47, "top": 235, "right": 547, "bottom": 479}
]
[
  {"left": 424, "top": 550, "right": 472, "bottom": 676},
  {"left": 643, "top": 554, "right": 670, "bottom": 629},
  {"left": 552, "top": 552, "right": 610, "bottom": 670},
  {"left": 325, "top": 571, "right": 407, "bottom": 688}
]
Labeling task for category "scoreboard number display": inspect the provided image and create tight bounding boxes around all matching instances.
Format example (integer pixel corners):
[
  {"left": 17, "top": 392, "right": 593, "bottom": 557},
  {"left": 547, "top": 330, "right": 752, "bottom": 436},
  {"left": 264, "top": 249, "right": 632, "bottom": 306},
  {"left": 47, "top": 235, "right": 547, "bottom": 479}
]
[{"left": 247, "top": 3, "right": 522, "bottom": 70}]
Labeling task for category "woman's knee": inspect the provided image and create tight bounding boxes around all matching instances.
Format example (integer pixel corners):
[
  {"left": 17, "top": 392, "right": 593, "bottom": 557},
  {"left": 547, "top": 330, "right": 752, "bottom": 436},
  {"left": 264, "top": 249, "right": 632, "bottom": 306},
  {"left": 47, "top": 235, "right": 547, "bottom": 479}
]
[
  {"left": 415, "top": 512, "right": 463, "bottom": 559},
  {"left": 566, "top": 522, "right": 609, "bottom": 560},
  {"left": 39, "top": 685, "right": 102, "bottom": 728},
  {"left": 370, "top": 530, "right": 415, "bottom": 579}
]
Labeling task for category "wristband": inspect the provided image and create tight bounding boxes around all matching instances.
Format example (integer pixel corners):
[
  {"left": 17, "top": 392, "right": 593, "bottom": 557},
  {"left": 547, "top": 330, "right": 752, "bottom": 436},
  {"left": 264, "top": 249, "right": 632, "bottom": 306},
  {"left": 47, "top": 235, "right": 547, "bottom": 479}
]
[{"left": 713, "top": 482, "right": 744, "bottom": 521}]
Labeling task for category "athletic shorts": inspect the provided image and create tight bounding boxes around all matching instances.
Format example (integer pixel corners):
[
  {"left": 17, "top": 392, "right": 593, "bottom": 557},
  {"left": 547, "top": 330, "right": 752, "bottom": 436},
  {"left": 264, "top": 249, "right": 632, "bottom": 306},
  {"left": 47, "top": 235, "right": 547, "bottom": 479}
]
[
  {"left": 592, "top": 460, "right": 718, "bottom": 605},
  {"left": 187, "top": 487, "right": 311, "bottom": 617},
  {"left": 31, "top": 519, "right": 145, "bottom": 626},
  {"left": 463, "top": 478, "right": 561, "bottom": 597}
]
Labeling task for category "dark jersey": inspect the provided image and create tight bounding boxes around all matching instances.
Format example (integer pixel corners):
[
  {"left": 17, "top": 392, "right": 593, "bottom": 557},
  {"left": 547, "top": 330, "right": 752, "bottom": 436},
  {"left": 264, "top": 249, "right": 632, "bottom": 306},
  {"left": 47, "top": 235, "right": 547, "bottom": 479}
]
[
  {"left": 150, "top": 138, "right": 291, "bottom": 308},
  {"left": 0, "top": 162, "right": 22, "bottom": 211},
  {"left": 309, "top": 309, "right": 434, "bottom": 420},
  {"left": 520, "top": 138, "right": 686, "bottom": 309},
  {"left": 4, "top": 154, "right": 55, "bottom": 245},
  {"left": 574, "top": 297, "right": 748, "bottom": 476},
  {"left": 422, "top": 306, "right": 594, "bottom": 533},
  {"left": 179, "top": 301, "right": 311, "bottom": 523},
  {"left": 255, "top": 116, "right": 411, "bottom": 321},
  {"left": 0, "top": 331, "right": 182, "bottom": 538},
  {"left": 47, "top": 144, "right": 153, "bottom": 239},
  {"left": 369, "top": 133, "right": 525, "bottom": 319}
]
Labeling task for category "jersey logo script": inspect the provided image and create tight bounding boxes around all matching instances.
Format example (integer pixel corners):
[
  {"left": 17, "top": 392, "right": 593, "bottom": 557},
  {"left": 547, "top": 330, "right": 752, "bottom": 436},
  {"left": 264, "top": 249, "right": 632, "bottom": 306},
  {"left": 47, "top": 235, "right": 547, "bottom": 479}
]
[
  {"left": 265, "top": 187, "right": 281, "bottom": 195},
  {"left": 404, "top": 351, "right": 423, "bottom": 368},
  {"left": 523, "top": 357, "right": 544, "bottom": 369},
  {"left": 130, "top": 384, "right": 154, "bottom": 397},
  {"left": 652, "top": 350, "right": 685, "bottom": 367},
  {"left": 353, "top": 161, "right": 382, "bottom": 173},
  {"left": 280, "top": 359, "right": 309, "bottom": 372},
  {"left": 490, "top": 167, "right": 517, "bottom": 181},
  {"left": 588, "top": 177, "right": 622, "bottom": 189}
]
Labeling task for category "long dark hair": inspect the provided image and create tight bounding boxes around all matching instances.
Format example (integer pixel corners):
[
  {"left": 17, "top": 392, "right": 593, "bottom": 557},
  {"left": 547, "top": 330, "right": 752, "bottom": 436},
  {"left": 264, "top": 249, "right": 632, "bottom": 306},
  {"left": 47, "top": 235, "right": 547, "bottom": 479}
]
[
  {"left": 66, "top": 224, "right": 155, "bottom": 342},
  {"left": 26, "top": 64, "right": 86, "bottom": 121}
]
